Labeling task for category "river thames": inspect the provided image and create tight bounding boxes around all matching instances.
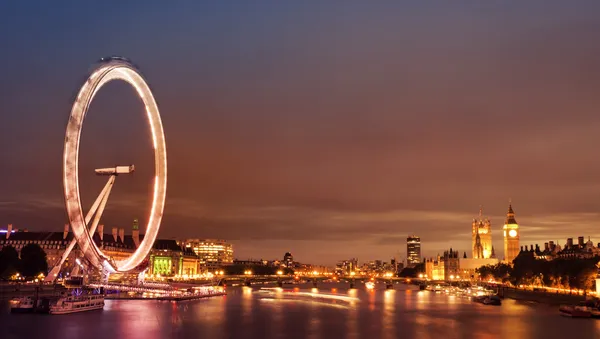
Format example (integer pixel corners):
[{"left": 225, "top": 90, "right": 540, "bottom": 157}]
[{"left": 1, "top": 283, "right": 599, "bottom": 339}]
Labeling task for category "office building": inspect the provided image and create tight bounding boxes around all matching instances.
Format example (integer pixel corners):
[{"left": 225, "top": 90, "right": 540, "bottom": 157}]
[
  {"left": 183, "top": 239, "right": 234, "bottom": 271},
  {"left": 407, "top": 235, "right": 421, "bottom": 267}
]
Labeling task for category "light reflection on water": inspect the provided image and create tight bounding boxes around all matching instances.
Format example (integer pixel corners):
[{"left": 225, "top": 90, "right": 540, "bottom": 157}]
[
  {"left": 382, "top": 289, "right": 396, "bottom": 339},
  {"left": 2, "top": 282, "right": 599, "bottom": 339}
]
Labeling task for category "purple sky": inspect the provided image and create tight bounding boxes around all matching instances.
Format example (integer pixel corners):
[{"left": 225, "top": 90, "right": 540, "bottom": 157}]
[{"left": 2, "top": 2, "right": 600, "bottom": 265}]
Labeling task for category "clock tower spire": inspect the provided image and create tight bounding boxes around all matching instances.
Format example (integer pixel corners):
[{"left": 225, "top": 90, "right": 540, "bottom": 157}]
[{"left": 503, "top": 201, "right": 520, "bottom": 263}]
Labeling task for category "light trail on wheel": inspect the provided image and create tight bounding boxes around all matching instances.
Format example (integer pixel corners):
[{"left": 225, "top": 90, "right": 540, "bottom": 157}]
[{"left": 63, "top": 57, "right": 167, "bottom": 273}]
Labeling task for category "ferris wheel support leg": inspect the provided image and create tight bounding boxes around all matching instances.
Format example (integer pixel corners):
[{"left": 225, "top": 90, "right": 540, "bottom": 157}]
[
  {"left": 88, "top": 175, "right": 115, "bottom": 237},
  {"left": 101, "top": 269, "right": 111, "bottom": 283},
  {"left": 137, "top": 269, "right": 148, "bottom": 285},
  {"left": 44, "top": 176, "right": 117, "bottom": 283}
]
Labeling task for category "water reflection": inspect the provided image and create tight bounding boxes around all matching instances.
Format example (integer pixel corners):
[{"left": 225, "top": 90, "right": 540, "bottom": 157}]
[
  {"left": 242, "top": 286, "right": 253, "bottom": 325},
  {"left": 2, "top": 283, "right": 598, "bottom": 339},
  {"left": 346, "top": 288, "right": 359, "bottom": 339},
  {"left": 382, "top": 290, "right": 396, "bottom": 339},
  {"left": 367, "top": 287, "right": 376, "bottom": 311},
  {"left": 193, "top": 292, "right": 225, "bottom": 338},
  {"left": 307, "top": 302, "right": 321, "bottom": 339},
  {"left": 111, "top": 300, "right": 163, "bottom": 339}
]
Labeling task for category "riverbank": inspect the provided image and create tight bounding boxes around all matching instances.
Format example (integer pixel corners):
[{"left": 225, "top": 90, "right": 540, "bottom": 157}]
[
  {"left": 500, "top": 287, "right": 587, "bottom": 305},
  {"left": 0, "top": 283, "right": 64, "bottom": 300},
  {"left": 105, "top": 291, "right": 226, "bottom": 301}
]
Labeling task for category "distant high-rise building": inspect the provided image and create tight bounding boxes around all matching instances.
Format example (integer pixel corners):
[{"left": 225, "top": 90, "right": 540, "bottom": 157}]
[
  {"left": 503, "top": 202, "right": 520, "bottom": 263},
  {"left": 335, "top": 258, "right": 358, "bottom": 275},
  {"left": 407, "top": 235, "right": 421, "bottom": 267},
  {"left": 183, "top": 239, "right": 233, "bottom": 271},
  {"left": 283, "top": 252, "right": 294, "bottom": 267},
  {"left": 472, "top": 206, "right": 493, "bottom": 259}
]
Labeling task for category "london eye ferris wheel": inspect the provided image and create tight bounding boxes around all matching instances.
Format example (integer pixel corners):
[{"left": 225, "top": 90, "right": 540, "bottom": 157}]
[{"left": 60, "top": 57, "right": 167, "bottom": 275}]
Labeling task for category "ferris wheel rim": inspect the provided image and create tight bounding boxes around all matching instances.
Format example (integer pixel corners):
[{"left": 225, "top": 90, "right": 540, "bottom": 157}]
[{"left": 63, "top": 58, "right": 167, "bottom": 273}]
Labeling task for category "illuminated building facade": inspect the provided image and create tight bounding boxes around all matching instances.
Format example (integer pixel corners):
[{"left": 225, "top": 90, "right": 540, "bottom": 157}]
[
  {"left": 472, "top": 207, "right": 493, "bottom": 259},
  {"left": 148, "top": 239, "right": 199, "bottom": 277},
  {"left": 503, "top": 203, "right": 520, "bottom": 263},
  {"left": 523, "top": 236, "right": 600, "bottom": 261},
  {"left": 335, "top": 258, "right": 358, "bottom": 276},
  {"left": 0, "top": 224, "right": 143, "bottom": 276},
  {"left": 0, "top": 224, "right": 200, "bottom": 278},
  {"left": 424, "top": 256, "right": 445, "bottom": 280},
  {"left": 184, "top": 239, "right": 233, "bottom": 271},
  {"left": 406, "top": 235, "right": 421, "bottom": 267},
  {"left": 0, "top": 224, "right": 79, "bottom": 275},
  {"left": 443, "top": 249, "right": 460, "bottom": 281},
  {"left": 460, "top": 258, "right": 499, "bottom": 280}
]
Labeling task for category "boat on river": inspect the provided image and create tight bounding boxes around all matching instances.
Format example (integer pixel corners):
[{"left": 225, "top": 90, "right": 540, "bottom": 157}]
[
  {"left": 559, "top": 299, "right": 600, "bottom": 318},
  {"left": 472, "top": 295, "right": 502, "bottom": 306},
  {"left": 559, "top": 305, "right": 592, "bottom": 318},
  {"left": 10, "top": 295, "right": 53, "bottom": 314},
  {"left": 49, "top": 289, "right": 105, "bottom": 315},
  {"left": 10, "top": 296, "right": 37, "bottom": 313}
]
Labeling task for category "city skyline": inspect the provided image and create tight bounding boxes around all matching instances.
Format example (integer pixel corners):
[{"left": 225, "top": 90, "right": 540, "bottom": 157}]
[{"left": 3, "top": 2, "right": 600, "bottom": 265}]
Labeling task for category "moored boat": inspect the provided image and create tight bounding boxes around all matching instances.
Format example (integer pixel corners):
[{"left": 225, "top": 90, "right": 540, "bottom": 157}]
[
  {"left": 9, "top": 296, "right": 36, "bottom": 314},
  {"left": 472, "top": 295, "right": 502, "bottom": 306},
  {"left": 49, "top": 292, "right": 105, "bottom": 315},
  {"left": 559, "top": 305, "right": 592, "bottom": 318},
  {"left": 482, "top": 295, "right": 502, "bottom": 306}
]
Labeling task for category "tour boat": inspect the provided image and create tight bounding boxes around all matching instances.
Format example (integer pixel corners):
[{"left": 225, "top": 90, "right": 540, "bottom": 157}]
[
  {"left": 559, "top": 305, "right": 592, "bottom": 318},
  {"left": 10, "top": 296, "right": 37, "bottom": 313},
  {"left": 365, "top": 282, "right": 375, "bottom": 290},
  {"left": 49, "top": 293, "right": 105, "bottom": 315}
]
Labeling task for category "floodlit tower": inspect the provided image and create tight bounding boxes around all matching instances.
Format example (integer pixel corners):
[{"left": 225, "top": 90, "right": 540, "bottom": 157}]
[
  {"left": 472, "top": 206, "right": 493, "bottom": 258},
  {"left": 503, "top": 202, "right": 520, "bottom": 263}
]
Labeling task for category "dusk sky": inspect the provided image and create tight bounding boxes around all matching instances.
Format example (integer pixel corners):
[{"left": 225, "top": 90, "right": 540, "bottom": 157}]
[{"left": 2, "top": 2, "right": 600, "bottom": 265}]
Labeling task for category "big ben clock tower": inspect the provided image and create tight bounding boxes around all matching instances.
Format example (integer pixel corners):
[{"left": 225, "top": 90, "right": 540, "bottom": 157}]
[{"left": 503, "top": 202, "right": 520, "bottom": 263}]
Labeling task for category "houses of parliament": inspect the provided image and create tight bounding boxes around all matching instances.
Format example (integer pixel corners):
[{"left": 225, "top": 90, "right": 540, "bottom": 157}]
[{"left": 472, "top": 203, "right": 520, "bottom": 263}]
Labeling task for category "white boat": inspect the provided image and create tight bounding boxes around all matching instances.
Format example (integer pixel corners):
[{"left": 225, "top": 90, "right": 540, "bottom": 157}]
[
  {"left": 10, "top": 296, "right": 36, "bottom": 313},
  {"left": 49, "top": 293, "right": 105, "bottom": 315}
]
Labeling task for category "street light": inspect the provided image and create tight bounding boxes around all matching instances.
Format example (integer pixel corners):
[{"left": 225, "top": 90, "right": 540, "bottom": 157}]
[{"left": 276, "top": 270, "right": 283, "bottom": 276}]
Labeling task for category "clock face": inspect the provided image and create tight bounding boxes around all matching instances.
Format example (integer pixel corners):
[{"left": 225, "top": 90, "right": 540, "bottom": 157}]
[{"left": 508, "top": 229, "right": 517, "bottom": 238}]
